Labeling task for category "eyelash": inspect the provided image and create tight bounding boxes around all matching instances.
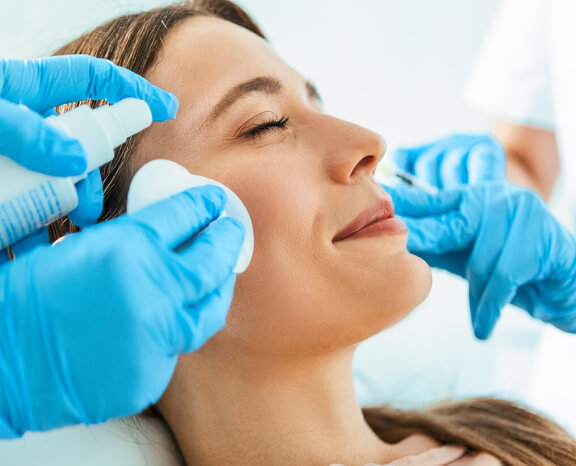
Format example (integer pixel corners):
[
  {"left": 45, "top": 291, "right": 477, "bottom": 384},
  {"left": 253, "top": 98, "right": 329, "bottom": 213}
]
[{"left": 241, "top": 115, "right": 289, "bottom": 141}]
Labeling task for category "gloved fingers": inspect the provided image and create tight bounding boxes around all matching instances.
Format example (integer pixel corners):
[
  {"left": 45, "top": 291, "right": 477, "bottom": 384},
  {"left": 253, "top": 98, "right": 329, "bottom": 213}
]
[
  {"left": 130, "top": 185, "right": 228, "bottom": 249},
  {"left": 386, "top": 186, "right": 476, "bottom": 253},
  {"left": 0, "top": 98, "right": 87, "bottom": 176},
  {"left": 392, "top": 137, "right": 459, "bottom": 183},
  {"left": 0, "top": 248, "right": 9, "bottom": 265},
  {"left": 391, "top": 146, "right": 423, "bottom": 174},
  {"left": 401, "top": 213, "right": 473, "bottom": 253},
  {"left": 384, "top": 184, "right": 462, "bottom": 217},
  {"left": 537, "top": 306, "right": 576, "bottom": 333},
  {"left": 9, "top": 227, "right": 50, "bottom": 259},
  {"left": 0, "top": 56, "right": 178, "bottom": 121},
  {"left": 176, "top": 217, "right": 245, "bottom": 299},
  {"left": 467, "top": 138, "right": 506, "bottom": 184},
  {"left": 174, "top": 273, "right": 236, "bottom": 353},
  {"left": 469, "top": 268, "right": 515, "bottom": 340},
  {"left": 412, "top": 147, "right": 444, "bottom": 188},
  {"left": 417, "top": 251, "right": 468, "bottom": 278},
  {"left": 471, "top": 301, "right": 501, "bottom": 341},
  {"left": 439, "top": 147, "right": 469, "bottom": 188},
  {"left": 42, "top": 108, "right": 58, "bottom": 117},
  {"left": 68, "top": 170, "right": 104, "bottom": 227}
]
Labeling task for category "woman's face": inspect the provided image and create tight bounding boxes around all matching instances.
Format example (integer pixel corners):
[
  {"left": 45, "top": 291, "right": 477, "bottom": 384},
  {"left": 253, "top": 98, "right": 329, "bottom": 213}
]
[{"left": 138, "top": 16, "right": 431, "bottom": 357}]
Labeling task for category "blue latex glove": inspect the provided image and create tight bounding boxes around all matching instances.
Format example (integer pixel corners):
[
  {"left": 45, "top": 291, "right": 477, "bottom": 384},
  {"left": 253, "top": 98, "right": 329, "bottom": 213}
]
[
  {"left": 0, "top": 55, "right": 178, "bottom": 261},
  {"left": 0, "top": 185, "right": 245, "bottom": 438},
  {"left": 386, "top": 182, "right": 576, "bottom": 339},
  {"left": 392, "top": 134, "right": 506, "bottom": 189}
]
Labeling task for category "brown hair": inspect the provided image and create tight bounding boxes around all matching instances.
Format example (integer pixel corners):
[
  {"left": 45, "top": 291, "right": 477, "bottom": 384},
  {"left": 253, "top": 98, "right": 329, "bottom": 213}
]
[
  {"left": 49, "top": 1, "right": 576, "bottom": 464},
  {"left": 49, "top": 0, "right": 265, "bottom": 239},
  {"left": 366, "top": 398, "right": 576, "bottom": 465}
]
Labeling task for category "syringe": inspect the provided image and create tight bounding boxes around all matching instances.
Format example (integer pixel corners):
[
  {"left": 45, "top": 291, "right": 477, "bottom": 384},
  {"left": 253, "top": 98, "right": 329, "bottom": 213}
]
[{"left": 376, "top": 160, "right": 438, "bottom": 194}]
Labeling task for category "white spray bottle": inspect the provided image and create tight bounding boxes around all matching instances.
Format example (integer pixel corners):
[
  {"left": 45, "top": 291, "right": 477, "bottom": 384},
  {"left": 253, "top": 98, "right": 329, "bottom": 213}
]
[{"left": 0, "top": 98, "right": 152, "bottom": 250}]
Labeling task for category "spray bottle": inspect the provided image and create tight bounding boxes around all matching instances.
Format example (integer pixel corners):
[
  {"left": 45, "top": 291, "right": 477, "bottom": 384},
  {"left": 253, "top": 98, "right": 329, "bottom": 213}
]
[{"left": 0, "top": 98, "right": 152, "bottom": 250}]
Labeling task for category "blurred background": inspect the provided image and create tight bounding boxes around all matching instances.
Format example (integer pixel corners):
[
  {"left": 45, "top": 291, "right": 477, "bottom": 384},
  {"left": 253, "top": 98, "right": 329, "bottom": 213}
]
[
  {"left": 1, "top": 0, "right": 575, "bottom": 462},
  {"left": 1, "top": 0, "right": 499, "bottom": 141}
]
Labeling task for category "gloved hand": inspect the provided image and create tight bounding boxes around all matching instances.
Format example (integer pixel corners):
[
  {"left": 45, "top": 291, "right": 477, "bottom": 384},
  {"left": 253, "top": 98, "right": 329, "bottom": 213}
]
[
  {"left": 392, "top": 134, "right": 506, "bottom": 189},
  {"left": 0, "top": 55, "right": 178, "bottom": 261},
  {"left": 0, "top": 185, "right": 245, "bottom": 438},
  {"left": 386, "top": 182, "right": 576, "bottom": 339}
]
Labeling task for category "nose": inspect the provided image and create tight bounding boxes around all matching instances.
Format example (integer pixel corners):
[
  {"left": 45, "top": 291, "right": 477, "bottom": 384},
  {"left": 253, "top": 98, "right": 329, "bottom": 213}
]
[{"left": 320, "top": 116, "right": 386, "bottom": 184}]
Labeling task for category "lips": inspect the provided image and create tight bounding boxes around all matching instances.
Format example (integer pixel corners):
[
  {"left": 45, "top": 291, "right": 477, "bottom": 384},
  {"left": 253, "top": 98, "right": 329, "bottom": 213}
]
[{"left": 333, "top": 198, "right": 407, "bottom": 242}]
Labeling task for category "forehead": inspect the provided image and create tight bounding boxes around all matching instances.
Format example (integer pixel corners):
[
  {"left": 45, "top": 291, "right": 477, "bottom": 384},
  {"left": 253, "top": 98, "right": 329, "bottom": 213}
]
[{"left": 147, "top": 16, "right": 300, "bottom": 109}]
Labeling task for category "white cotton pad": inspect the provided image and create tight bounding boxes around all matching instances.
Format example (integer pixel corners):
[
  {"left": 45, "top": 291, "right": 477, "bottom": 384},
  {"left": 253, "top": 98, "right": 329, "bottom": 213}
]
[{"left": 126, "top": 159, "right": 254, "bottom": 273}]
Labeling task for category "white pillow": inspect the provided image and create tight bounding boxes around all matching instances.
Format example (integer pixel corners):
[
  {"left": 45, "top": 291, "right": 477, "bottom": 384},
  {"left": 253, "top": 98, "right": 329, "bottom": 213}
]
[{"left": 0, "top": 415, "right": 182, "bottom": 466}]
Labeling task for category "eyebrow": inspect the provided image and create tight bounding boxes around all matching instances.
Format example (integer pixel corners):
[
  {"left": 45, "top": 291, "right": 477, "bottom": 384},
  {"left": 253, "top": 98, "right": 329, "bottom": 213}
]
[
  {"left": 208, "top": 75, "right": 323, "bottom": 121},
  {"left": 306, "top": 80, "right": 322, "bottom": 106}
]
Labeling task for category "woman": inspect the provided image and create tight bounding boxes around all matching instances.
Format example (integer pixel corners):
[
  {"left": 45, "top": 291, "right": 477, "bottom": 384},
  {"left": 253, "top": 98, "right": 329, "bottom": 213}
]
[{"left": 50, "top": 1, "right": 576, "bottom": 464}]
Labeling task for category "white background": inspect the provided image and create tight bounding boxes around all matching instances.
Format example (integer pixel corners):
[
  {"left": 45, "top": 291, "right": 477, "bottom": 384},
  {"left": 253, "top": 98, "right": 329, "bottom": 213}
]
[
  {"left": 1, "top": 0, "right": 499, "bottom": 144},
  {"left": 1, "top": 0, "right": 575, "bottom": 461}
]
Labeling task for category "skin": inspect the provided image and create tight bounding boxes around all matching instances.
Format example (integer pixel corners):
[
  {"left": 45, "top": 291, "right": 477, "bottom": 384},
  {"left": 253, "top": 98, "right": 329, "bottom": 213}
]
[
  {"left": 494, "top": 121, "right": 560, "bottom": 201},
  {"left": 135, "top": 16, "right": 433, "bottom": 466}
]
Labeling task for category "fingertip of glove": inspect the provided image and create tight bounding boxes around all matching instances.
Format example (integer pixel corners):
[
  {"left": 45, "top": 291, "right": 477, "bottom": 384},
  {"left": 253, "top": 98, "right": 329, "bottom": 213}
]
[
  {"left": 68, "top": 171, "right": 104, "bottom": 227},
  {"left": 169, "top": 186, "right": 228, "bottom": 226},
  {"left": 47, "top": 137, "right": 88, "bottom": 176},
  {"left": 219, "top": 216, "right": 246, "bottom": 238},
  {"left": 472, "top": 310, "right": 497, "bottom": 341},
  {"left": 68, "top": 202, "right": 103, "bottom": 228},
  {"left": 195, "top": 185, "right": 227, "bottom": 209},
  {"left": 54, "top": 154, "right": 88, "bottom": 175},
  {"left": 390, "top": 147, "right": 407, "bottom": 161},
  {"left": 150, "top": 90, "right": 179, "bottom": 121},
  {"left": 473, "top": 326, "right": 492, "bottom": 341},
  {"left": 164, "top": 92, "right": 179, "bottom": 118}
]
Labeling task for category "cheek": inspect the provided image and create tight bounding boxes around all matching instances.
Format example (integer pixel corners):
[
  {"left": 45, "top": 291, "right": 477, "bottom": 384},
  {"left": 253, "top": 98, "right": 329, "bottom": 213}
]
[
  {"left": 230, "top": 178, "right": 322, "bottom": 331},
  {"left": 197, "top": 158, "right": 432, "bottom": 356},
  {"left": 230, "top": 244, "right": 432, "bottom": 357},
  {"left": 203, "top": 160, "right": 330, "bottom": 353},
  {"left": 228, "top": 202, "right": 432, "bottom": 356},
  {"left": 331, "top": 248, "right": 433, "bottom": 333}
]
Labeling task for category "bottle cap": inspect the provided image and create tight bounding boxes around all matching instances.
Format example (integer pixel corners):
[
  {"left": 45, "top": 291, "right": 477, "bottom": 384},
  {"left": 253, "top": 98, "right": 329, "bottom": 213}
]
[{"left": 94, "top": 98, "right": 152, "bottom": 148}]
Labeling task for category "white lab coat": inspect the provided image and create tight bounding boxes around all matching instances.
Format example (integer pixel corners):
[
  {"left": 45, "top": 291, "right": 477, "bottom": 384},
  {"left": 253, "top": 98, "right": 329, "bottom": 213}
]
[
  {"left": 464, "top": 0, "right": 576, "bottom": 231},
  {"left": 464, "top": 0, "right": 576, "bottom": 435}
]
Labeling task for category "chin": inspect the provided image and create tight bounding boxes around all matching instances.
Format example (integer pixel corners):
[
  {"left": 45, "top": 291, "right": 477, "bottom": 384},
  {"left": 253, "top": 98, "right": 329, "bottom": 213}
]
[
  {"left": 410, "top": 253, "right": 433, "bottom": 304},
  {"left": 364, "top": 252, "right": 433, "bottom": 336},
  {"left": 395, "top": 252, "right": 433, "bottom": 312}
]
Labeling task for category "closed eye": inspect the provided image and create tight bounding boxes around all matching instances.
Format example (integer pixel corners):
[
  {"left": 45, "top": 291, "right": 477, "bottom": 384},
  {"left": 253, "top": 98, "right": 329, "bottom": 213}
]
[{"left": 240, "top": 115, "right": 289, "bottom": 141}]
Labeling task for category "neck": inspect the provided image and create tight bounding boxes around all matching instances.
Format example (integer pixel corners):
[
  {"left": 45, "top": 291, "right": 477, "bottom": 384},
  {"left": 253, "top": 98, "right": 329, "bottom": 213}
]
[{"left": 157, "top": 340, "right": 397, "bottom": 466}]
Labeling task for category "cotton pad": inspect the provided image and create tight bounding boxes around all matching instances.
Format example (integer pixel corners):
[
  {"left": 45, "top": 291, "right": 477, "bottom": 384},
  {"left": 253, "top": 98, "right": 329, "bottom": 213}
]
[{"left": 127, "top": 159, "right": 254, "bottom": 273}]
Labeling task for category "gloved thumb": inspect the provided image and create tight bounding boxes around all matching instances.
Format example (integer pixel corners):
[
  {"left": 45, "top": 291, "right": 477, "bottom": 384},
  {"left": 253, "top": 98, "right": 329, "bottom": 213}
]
[
  {"left": 0, "top": 98, "right": 88, "bottom": 176},
  {"left": 384, "top": 183, "right": 461, "bottom": 217},
  {"left": 68, "top": 169, "right": 104, "bottom": 227},
  {"left": 469, "top": 268, "right": 516, "bottom": 340},
  {"left": 175, "top": 273, "right": 237, "bottom": 353},
  {"left": 417, "top": 251, "right": 468, "bottom": 278}
]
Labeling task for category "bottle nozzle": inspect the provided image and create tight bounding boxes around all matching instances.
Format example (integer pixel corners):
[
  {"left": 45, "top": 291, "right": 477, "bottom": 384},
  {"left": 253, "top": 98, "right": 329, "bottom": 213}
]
[{"left": 94, "top": 98, "right": 152, "bottom": 148}]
